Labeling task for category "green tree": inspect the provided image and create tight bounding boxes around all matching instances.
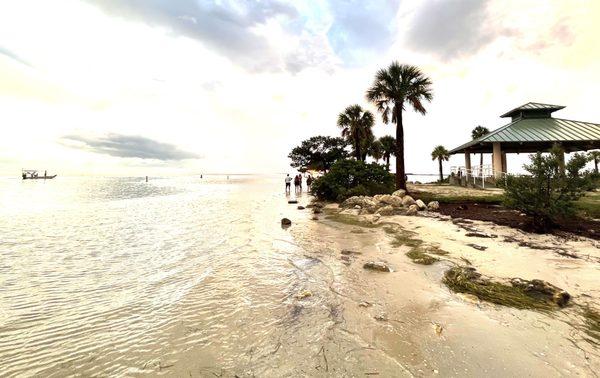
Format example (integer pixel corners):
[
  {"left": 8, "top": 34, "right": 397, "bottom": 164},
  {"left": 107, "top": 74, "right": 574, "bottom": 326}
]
[
  {"left": 588, "top": 150, "right": 600, "bottom": 173},
  {"left": 378, "top": 135, "right": 396, "bottom": 172},
  {"left": 288, "top": 136, "right": 349, "bottom": 172},
  {"left": 431, "top": 145, "right": 450, "bottom": 182},
  {"left": 369, "top": 139, "right": 384, "bottom": 163},
  {"left": 500, "top": 146, "right": 588, "bottom": 232},
  {"left": 337, "top": 105, "right": 375, "bottom": 162},
  {"left": 366, "top": 62, "right": 433, "bottom": 190},
  {"left": 471, "top": 125, "right": 490, "bottom": 168}
]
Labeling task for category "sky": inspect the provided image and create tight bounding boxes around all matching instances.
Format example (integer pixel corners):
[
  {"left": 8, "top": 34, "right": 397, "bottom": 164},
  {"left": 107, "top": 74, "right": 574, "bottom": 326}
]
[{"left": 1, "top": 0, "right": 599, "bottom": 176}]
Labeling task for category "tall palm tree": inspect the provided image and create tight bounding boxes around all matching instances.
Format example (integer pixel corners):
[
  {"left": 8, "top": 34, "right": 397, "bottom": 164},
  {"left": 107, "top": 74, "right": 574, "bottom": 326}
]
[
  {"left": 589, "top": 150, "right": 600, "bottom": 173},
  {"left": 431, "top": 145, "right": 450, "bottom": 182},
  {"left": 337, "top": 104, "right": 375, "bottom": 161},
  {"left": 366, "top": 62, "right": 433, "bottom": 190},
  {"left": 378, "top": 135, "right": 396, "bottom": 172},
  {"left": 471, "top": 125, "right": 490, "bottom": 168},
  {"left": 369, "top": 139, "right": 383, "bottom": 163}
]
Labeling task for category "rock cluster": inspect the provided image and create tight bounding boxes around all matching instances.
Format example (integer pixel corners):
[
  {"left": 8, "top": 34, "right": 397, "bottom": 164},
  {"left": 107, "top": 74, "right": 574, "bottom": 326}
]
[{"left": 339, "top": 191, "right": 439, "bottom": 217}]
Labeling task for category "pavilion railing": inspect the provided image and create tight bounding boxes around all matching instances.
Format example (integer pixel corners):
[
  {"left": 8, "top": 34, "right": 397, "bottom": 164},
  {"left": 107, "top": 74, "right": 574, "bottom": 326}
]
[{"left": 450, "top": 165, "right": 507, "bottom": 189}]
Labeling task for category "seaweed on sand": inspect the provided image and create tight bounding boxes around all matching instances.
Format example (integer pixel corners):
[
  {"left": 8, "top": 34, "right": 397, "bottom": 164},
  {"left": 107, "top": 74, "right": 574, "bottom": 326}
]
[
  {"left": 580, "top": 306, "right": 600, "bottom": 345},
  {"left": 324, "top": 213, "right": 379, "bottom": 228},
  {"left": 443, "top": 267, "right": 561, "bottom": 311}
]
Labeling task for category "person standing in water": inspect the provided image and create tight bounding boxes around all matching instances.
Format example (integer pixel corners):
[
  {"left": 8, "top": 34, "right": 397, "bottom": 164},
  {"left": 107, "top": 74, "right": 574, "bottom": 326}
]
[{"left": 285, "top": 174, "right": 292, "bottom": 194}]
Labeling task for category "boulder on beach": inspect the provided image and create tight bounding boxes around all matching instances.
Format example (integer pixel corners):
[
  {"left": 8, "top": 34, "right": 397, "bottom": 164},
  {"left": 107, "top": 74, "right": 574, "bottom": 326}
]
[
  {"left": 297, "top": 205, "right": 305, "bottom": 210},
  {"left": 376, "top": 205, "right": 396, "bottom": 216},
  {"left": 415, "top": 199, "right": 426, "bottom": 210},
  {"left": 401, "top": 195, "right": 416, "bottom": 207},
  {"left": 281, "top": 218, "right": 292, "bottom": 226},
  {"left": 392, "top": 189, "right": 406, "bottom": 198},
  {"left": 406, "top": 205, "right": 418, "bottom": 216},
  {"left": 378, "top": 194, "right": 403, "bottom": 208},
  {"left": 363, "top": 261, "right": 391, "bottom": 272},
  {"left": 427, "top": 201, "right": 440, "bottom": 211},
  {"left": 341, "top": 196, "right": 378, "bottom": 213}
]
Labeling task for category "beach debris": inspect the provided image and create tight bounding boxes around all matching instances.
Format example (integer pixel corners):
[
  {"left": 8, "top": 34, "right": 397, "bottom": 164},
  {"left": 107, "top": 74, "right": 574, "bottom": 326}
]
[
  {"left": 456, "top": 292, "right": 480, "bottom": 304},
  {"left": 415, "top": 199, "right": 427, "bottom": 210},
  {"left": 392, "top": 189, "right": 406, "bottom": 197},
  {"left": 443, "top": 266, "right": 570, "bottom": 310},
  {"left": 281, "top": 218, "right": 292, "bottom": 226},
  {"left": 311, "top": 215, "right": 319, "bottom": 221},
  {"left": 465, "top": 231, "right": 496, "bottom": 238},
  {"left": 363, "top": 261, "right": 392, "bottom": 272},
  {"left": 432, "top": 322, "right": 444, "bottom": 336},
  {"left": 313, "top": 207, "right": 323, "bottom": 214},
  {"left": 341, "top": 249, "right": 362, "bottom": 255},
  {"left": 509, "top": 278, "right": 571, "bottom": 307},
  {"left": 297, "top": 205, "right": 305, "bottom": 210},
  {"left": 427, "top": 201, "right": 440, "bottom": 211},
  {"left": 467, "top": 243, "right": 487, "bottom": 251},
  {"left": 295, "top": 290, "right": 313, "bottom": 299},
  {"left": 374, "top": 312, "right": 388, "bottom": 321},
  {"left": 406, "top": 205, "right": 418, "bottom": 216},
  {"left": 288, "top": 199, "right": 298, "bottom": 204},
  {"left": 358, "top": 301, "right": 372, "bottom": 308},
  {"left": 401, "top": 195, "right": 416, "bottom": 207},
  {"left": 456, "top": 204, "right": 468, "bottom": 210}
]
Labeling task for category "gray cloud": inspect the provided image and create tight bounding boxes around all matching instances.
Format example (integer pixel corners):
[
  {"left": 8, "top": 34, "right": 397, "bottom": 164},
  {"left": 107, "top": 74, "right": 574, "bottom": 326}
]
[
  {"left": 63, "top": 134, "right": 200, "bottom": 160},
  {"left": 406, "top": 0, "right": 495, "bottom": 60},
  {"left": 0, "top": 46, "right": 33, "bottom": 68},
  {"left": 84, "top": 0, "right": 299, "bottom": 72},
  {"left": 326, "top": 0, "right": 401, "bottom": 65}
]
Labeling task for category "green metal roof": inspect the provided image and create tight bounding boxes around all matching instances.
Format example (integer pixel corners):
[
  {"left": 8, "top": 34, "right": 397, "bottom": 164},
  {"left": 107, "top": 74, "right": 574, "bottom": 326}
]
[
  {"left": 449, "top": 117, "right": 600, "bottom": 154},
  {"left": 500, "top": 102, "right": 565, "bottom": 118}
]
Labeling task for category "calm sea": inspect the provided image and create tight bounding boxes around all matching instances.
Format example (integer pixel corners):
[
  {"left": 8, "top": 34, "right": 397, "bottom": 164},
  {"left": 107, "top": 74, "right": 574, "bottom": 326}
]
[{"left": 0, "top": 175, "right": 335, "bottom": 376}]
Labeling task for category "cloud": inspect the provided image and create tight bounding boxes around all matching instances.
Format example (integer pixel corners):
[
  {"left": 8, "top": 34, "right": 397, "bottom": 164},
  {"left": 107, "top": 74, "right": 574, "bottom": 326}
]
[
  {"left": 326, "top": 0, "right": 400, "bottom": 65},
  {"left": 405, "top": 0, "right": 496, "bottom": 60},
  {"left": 63, "top": 134, "right": 200, "bottom": 160},
  {"left": 0, "top": 46, "right": 33, "bottom": 68},
  {"left": 84, "top": 0, "right": 299, "bottom": 72}
]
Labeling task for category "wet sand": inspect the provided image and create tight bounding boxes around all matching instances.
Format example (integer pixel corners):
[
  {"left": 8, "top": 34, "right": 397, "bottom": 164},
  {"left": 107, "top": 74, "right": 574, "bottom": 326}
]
[{"left": 273, "top": 204, "right": 600, "bottom": 376}]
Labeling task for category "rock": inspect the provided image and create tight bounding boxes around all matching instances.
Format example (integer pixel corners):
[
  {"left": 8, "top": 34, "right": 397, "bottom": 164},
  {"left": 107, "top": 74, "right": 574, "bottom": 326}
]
[
  {"left": 510, "top": 278, "right": 571, "bottom": 307},
  {"left": 311, "top": 216, "right": 319, "bottom": 221},
  {"left": 465, "top": 231, "right": 496, "bottom": 238},
  {"left": 358, "top": 301, "right": 372, "bottom": 308},
  {"left": 376, "top": 205, "right": 396, "bottom": 216},
  {"left": 354, "top": 205, "right": 361, "bottom": 209},
  {"left": 415, "top": 199, "right": 426, "bottom": 210},
  {"left": 313, "top": 207, "right": 322, "bottom": 214},
  {"left": 433, "top": 323, "right": 444, "bottom": 336},
  {"left": 406, "top": 205, "right": 418, "bottom": 216},
  {"left": 363, "top": 261, "right": 391, "bottom": 272},
  {"left": 281, "top": 218, "right": 292, "bottom": 226},
  {"left": 372, "top": 214, "right": 381, "bottom": 222},
  {"left": 467, "top": 243, "right": 487, "bottom": 251},
  {"left": 427, "top": 201, "right": 440, "bottom": 211},
  {"left": 401, "top": 195, "right": 416, "bottom": 207},
  {"left": 341, "top": 196, "right": 378, "bottom": 213},
  {"left": 392, "top": 189, "right": 406, "bottom": 198},
  {"left": 297, "top": 205, "right": 305, "bottom": 210},
  {"left": 288, "top": 199, "right": 298, "bottom": 204},
  {"left": 374, "top": 313, "right": 388, "bottom": 321},
  {"left": 295, "top": 290, "right": 312, "bottom": 299}
]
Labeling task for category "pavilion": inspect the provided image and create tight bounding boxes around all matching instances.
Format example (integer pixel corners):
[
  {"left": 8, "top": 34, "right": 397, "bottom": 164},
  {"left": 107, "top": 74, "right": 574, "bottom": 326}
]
[{"left": 449, "top": 102, "right": 600, "bottom": 184}]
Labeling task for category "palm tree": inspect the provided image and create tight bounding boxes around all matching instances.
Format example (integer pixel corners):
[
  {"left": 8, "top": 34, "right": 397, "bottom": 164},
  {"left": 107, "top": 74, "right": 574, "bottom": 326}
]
[
  {"left": 337, "top": 104, "right": 375, "bottom": 161},
  {"left": 471, "top": 125, "right": 490, "bottom": 168},
  {"left": 378, "top": 135, "right": 396, "bottom": 171},
  {"left": 589, "top": 150, "right": 600, "bottom": 173},
  {"left": 431, "top": 145, "right": 450, "bottom": 182},
  {"left": 366, "top": 62, "right": 433, "bottom": 190},
  {"left": 369, "top": 139, "right": 383, "bottom": 163}
]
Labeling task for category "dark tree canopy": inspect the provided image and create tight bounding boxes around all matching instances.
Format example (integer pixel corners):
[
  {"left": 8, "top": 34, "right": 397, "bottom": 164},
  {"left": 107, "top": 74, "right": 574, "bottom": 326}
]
[{"left": 288, "top": 136, "right": 349, "bottom": 172}]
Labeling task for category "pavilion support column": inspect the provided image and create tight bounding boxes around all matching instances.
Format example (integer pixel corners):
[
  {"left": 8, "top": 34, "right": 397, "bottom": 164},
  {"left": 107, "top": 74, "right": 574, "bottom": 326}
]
[
  {"left": 492, "top": 143, "right": 503, "bottom": 179},
  {"left": 557, "top": 149, "right": 566, "bottom": 174},
  {"left": 501, "top": 152, "right": 507, "bottom": 173},
  {"left": 464, "top": 151, "right": 471, "bottom": 185}
]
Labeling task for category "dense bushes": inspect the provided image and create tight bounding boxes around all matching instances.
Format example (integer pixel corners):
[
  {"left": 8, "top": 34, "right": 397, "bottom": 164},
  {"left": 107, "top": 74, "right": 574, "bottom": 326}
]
[
  {"left": 310, "top": 159, "right": 395, "bottom": 201},
  {"left": 499, "top": 148, "right": 589, "bottom": 232}
]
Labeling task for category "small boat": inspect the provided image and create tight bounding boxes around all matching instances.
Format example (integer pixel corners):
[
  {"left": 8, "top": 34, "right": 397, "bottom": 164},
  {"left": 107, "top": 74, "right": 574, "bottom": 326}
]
[{"left": 22, "top": 169, "right": 57, "bottom": 180}]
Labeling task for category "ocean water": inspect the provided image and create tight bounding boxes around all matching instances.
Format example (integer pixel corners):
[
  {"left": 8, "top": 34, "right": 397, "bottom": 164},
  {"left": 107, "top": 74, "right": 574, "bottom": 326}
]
[{"left": 0, "top": 175, "right": 331, "bottom": 376}]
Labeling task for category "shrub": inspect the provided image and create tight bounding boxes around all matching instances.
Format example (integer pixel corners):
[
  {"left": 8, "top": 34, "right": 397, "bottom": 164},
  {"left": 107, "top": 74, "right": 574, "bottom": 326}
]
[
  {"left": 499, "top": 147, "right": 589, "bottom": 232},
  {"left": 310, "top": 159, "right": 395, "bottom": 201}
]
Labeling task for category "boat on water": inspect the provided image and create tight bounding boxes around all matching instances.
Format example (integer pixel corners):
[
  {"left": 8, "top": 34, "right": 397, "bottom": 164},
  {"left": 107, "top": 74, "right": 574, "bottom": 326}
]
[{"left": 22, "top": 169, "right": 57, "bottom": 180}]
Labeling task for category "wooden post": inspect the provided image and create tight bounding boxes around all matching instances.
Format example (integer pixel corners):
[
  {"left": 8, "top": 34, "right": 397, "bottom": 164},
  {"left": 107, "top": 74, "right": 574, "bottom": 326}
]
[
  {"left": 464, "top": 151, "right": 471, "bottom": 184},
  {"left": 492, "top": 143, "right": 503, "bottom": 179},
  {"left": 501, "top": 152, "right": 507, "bottom": 173}
]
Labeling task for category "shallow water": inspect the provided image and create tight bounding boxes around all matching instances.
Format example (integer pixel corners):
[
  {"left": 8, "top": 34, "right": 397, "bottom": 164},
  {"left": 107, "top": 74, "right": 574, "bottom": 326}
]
[{"left": 0, "top": 176, "right": 335, "bottom": 376}]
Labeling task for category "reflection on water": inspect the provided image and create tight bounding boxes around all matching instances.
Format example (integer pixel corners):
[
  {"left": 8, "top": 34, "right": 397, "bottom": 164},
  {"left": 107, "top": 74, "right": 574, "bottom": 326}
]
[{"left": 0, "top": 175, "right": 322, "bottom": 376}]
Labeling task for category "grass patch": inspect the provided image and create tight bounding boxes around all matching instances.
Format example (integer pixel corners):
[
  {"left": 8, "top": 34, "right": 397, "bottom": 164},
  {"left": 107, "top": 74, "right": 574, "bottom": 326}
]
[
  {"left": 383, "top": 225, "right": 448, "bottom": 265},
  {"left": 415, "top": 191, "right": 504, "bottom": 205},
  {"left": 443, "top": 267, "right": 558, "bottom": 311},
  {"left": 574, "top": 191, "right": 600, "bottom": 219}
]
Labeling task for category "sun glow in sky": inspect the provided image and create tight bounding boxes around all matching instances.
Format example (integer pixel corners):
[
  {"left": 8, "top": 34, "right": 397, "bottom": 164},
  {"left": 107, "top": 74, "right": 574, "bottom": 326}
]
[{"left": 1, "top": 0, "right": 599, "bottom": 176}]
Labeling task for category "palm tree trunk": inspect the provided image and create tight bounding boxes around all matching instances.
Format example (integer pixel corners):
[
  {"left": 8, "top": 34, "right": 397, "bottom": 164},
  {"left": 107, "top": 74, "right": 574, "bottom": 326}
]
[
  {"left": 395, "top": 105, "right": 406, "bottom": 190},
  {"left": 354, "top": 135, "right": 361, "bottom": 161},
  {"left": 480, "top": 153, "right": 483, "bottom": 169},
  {"left": 438, "top": 158, "right": 443, "bottom": 182},
  {"left": 385, "top": 156, "right": 390, "bottom": 171},
  {"left": 595, "top": 157, "right": 598, "bottom": 173}
]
